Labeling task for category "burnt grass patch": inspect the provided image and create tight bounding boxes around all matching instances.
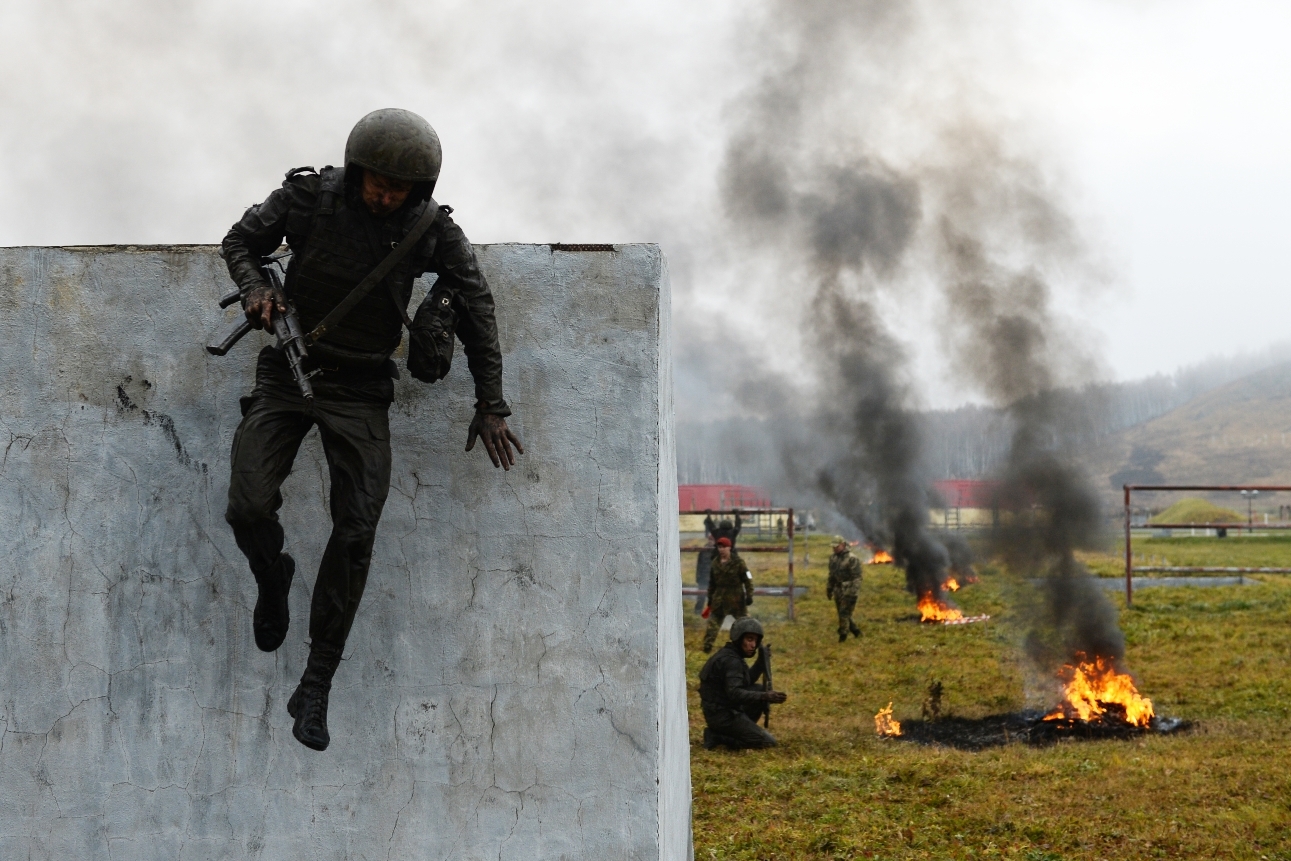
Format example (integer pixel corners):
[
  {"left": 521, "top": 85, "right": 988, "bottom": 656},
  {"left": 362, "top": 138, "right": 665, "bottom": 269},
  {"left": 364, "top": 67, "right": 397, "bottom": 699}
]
[{"left": 894, "top": 711, "right": 1193, "bottom": 750}]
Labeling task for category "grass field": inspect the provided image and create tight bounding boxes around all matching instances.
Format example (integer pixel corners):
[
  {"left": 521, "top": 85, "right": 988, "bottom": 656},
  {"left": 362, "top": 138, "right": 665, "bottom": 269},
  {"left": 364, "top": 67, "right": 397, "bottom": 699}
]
[{"left": 682, "top": 534, "right": 1291, "bottom": 860}]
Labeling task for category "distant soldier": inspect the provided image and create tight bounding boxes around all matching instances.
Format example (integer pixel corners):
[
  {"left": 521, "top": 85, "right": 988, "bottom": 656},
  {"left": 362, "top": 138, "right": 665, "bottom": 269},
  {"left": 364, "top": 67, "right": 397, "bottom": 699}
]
[
  {"left": 698, "top": 618, "right": 787, "bottom": 750},
  {"left": 703, "top": 510, "right": 742, "bottom": 550},
  {"left": 694, "top": 536, "right": 714, "bottom": 615},
  {"left": 701, "top": 536, "right": 753, "bottom": 653},
  {"left": 827, "top": 538, "right": 863, "bottom": 642}
]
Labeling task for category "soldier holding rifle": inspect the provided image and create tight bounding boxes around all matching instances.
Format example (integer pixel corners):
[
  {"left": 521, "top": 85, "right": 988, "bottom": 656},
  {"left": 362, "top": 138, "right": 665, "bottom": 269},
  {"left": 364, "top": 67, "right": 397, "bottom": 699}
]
[
  {"left": 217, "top": 109, "right": 522, "bottom": 752},
  {"left": 698, "top": 618, "right": 786, "bottom": 750}
]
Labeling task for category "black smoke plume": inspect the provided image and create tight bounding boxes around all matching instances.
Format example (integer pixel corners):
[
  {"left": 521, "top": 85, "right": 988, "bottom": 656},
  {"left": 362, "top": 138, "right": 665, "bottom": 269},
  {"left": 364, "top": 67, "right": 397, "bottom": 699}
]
[{"left": 719, "top": 0, "right": 1130, "bottom": 664}]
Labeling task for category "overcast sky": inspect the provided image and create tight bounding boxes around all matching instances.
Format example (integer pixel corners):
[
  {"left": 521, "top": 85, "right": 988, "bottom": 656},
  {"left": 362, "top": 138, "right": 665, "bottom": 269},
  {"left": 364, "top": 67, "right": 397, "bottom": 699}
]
[{"left": 2, "top": 0, "right": 1287, "bottom": 413}]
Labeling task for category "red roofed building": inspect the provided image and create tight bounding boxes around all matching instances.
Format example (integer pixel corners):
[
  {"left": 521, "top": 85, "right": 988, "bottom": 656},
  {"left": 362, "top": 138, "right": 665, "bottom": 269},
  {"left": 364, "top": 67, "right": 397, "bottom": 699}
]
[
  {"left": 931, "top": 479, "right": 1002, "bottom": 529},
  {"left": 678, "top": 484, "right": 771, "bottom": 512}
]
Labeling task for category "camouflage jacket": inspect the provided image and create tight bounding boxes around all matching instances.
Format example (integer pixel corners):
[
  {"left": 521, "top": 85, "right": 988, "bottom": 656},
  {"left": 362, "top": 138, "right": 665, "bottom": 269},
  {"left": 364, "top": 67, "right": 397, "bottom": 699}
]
[
  {"left": 707, "top": 553, "right": 753, "bottom": 605},
  {"left": 827, "top": 551, "right": 863, "bottom": 597}
]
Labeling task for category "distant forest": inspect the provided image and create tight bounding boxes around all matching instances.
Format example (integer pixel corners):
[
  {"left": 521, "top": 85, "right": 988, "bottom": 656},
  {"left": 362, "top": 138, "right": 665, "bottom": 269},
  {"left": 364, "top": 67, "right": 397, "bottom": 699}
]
[{"left": 678, "top": 344, "right": 1291, "bottom": 486}]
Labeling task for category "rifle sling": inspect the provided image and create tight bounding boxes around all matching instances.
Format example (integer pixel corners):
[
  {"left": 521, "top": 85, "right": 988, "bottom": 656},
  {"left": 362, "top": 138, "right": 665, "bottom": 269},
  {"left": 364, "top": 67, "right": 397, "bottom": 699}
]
[{"left": 305, "top": 197, "right": 439, "bottom": 344}]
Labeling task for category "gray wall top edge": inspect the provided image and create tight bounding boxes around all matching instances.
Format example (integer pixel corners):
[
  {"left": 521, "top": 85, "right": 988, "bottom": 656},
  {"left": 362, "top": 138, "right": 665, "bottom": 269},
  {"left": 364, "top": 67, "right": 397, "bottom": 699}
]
[{"left": 0, "top": 242, "right": 662, "bottom": 253}]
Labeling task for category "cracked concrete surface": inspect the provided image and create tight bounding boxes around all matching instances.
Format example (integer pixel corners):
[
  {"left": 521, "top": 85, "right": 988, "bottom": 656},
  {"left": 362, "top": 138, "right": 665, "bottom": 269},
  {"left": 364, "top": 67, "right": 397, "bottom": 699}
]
[{"left": 0, "top": 244, "right": 691, "bottom": 860}]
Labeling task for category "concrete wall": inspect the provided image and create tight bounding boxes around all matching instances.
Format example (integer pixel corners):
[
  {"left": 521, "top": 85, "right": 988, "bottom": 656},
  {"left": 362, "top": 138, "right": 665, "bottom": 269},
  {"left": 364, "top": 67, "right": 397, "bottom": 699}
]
[{"left": 0, "top": 244, "right": 691, "bottom": 860}]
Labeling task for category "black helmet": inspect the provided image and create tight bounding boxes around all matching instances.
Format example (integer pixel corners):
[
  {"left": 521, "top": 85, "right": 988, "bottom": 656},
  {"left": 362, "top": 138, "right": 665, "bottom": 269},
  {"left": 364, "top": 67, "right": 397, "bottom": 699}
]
[
  {"left": 729, "top": 617, "right": 764, "bottom": 642},
  {"left": 344, "top": 109, "right": 442, "bottom": 191}
]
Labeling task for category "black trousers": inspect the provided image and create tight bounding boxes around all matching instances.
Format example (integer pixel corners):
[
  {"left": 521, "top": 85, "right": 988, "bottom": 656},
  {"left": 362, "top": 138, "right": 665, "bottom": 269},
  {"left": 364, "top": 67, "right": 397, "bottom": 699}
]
[
  {"left": 225, "top": 347, "right": 394, "bottom": 658},
  {"left": 703, "top": 703, "right": 777, "bottom": 749}
]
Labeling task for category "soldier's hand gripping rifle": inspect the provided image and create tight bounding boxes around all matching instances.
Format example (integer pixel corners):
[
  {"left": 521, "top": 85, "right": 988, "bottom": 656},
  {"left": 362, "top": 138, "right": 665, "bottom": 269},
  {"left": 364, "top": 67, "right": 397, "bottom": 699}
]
[
  {"left": 751, "top": 642, "right": 774, "bottom": 728},
  {"left": 206, "top": 252, "right": 318, "bottom": 401}
]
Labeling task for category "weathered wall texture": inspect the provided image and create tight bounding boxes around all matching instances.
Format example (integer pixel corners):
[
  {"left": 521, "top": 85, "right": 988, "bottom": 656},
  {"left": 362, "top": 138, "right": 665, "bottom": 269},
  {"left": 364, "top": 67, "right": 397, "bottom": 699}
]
[{"left": 0, "top": 244, "right": 690, "bottom": 860}]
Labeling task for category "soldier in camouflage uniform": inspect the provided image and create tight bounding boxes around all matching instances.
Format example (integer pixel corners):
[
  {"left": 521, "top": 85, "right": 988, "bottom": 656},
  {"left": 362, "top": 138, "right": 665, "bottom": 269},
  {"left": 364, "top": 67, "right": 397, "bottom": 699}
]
[
  {"left": 827, "top": 539, "right": 863, "bottom": 642},
  {"left": 702, "top": 536, "right": 753, "bottom": 653}
]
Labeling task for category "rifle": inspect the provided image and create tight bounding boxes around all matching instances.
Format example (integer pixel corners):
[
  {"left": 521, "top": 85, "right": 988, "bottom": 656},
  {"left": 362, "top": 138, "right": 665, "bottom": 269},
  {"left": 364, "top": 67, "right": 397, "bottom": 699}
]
[
  {"left": 207, "top": 251, "right": 318, "bottom": 401},
  {"left": 752, "top": 642, "right": 773, "bottom": 728}
]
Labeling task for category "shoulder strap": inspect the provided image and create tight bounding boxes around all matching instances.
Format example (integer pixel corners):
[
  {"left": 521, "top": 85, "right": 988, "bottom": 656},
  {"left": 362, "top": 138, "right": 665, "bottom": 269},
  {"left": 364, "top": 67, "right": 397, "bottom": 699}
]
[{"left": 306, "top": 197, "right": 440, "bottom": 344}]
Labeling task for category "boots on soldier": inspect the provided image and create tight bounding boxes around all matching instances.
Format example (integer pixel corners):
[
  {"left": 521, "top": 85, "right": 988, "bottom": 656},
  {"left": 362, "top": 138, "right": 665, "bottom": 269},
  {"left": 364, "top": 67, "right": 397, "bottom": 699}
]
[
  {"left": 288, "top": 647, "right": 341, "bottom": 751},
  {"left": 849, "top": 621, "right": 861, "bottom": 638},
  {"left": 838, "top": 629, "right": 848, "bottom": 643},
  {"left": 253, "top": 553, "right": 295, "bottom": 652}
]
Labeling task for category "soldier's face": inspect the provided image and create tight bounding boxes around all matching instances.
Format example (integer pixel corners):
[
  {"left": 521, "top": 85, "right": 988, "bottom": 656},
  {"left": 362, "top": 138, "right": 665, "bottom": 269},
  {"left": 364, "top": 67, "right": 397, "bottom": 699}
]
[
  {"left": 717, "top": 546, "right": 731, "bottom": 562},
  {"left": 361, "top": 169, "right": 415, "bottom": 216},
  {"left": 740, "top": 633, "right": 760, "bottom": 657}
]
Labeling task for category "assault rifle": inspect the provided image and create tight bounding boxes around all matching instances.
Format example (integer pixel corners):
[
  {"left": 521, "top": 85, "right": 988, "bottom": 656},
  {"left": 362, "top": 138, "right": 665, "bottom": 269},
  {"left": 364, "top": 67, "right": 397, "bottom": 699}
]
[
  {"left": 751, "top": 642, "right": 773, "bottom": 728},
  {"left": 207, "top": 251, "right": 317, "bottom": 401}
]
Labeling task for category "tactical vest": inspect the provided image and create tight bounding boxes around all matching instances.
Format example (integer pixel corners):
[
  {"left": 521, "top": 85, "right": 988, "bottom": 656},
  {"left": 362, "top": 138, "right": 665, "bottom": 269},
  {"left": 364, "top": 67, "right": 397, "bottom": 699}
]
[{"left": 285, "top": 167, "right": 434, "bottom": 369}]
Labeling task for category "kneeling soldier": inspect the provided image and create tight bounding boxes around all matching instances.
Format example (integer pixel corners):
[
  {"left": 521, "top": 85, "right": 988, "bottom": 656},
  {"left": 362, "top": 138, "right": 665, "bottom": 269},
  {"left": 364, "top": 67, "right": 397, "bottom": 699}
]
[{"left": 698, "top": 618, "right": 787, "bottom": 750}]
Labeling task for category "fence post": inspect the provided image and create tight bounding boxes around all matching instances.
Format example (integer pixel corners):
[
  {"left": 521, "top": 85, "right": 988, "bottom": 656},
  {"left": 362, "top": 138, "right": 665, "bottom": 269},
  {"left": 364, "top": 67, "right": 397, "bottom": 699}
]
[
  {"left": 1124, "top": 485, "right": 1133, "bottom": 607},
  {"left": 787, "top": 508, "right": 796, "bottom": 621}
]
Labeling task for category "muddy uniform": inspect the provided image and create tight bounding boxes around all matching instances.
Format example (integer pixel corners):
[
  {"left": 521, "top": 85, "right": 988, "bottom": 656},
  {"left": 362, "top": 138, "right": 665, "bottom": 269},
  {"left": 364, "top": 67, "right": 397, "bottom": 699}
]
[
  {"left": 222, "top": 165, "right": 509, "bottom": 695},
  {"left": 702, "top": 553, "right": 753, "bottom": 652},
  {"left": 827, "top": 548, "right": 863, "bottom": 640}
]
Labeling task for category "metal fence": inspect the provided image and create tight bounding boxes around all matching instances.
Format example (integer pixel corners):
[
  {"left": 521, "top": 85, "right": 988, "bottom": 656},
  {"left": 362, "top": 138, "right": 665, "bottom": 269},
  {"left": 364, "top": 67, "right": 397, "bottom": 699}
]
[
  {"left": 681, "top": 507, "right": 798, "bottom": 620},
  {"left": 1123, "top": 484, "right": 1291, "bottom": 605}
]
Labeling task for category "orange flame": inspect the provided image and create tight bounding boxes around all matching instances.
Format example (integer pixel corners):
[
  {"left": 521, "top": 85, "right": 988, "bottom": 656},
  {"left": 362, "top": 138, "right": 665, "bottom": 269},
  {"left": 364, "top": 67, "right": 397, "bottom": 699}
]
[
  {"left": 917, "top": 590, "right": 964, "bottom": 623},
  {"left": 1043, "top": 653, "right": 1155, "bottom": 727},
  {"left": 867, "top": 550, "right": 894, "bottom": 564},
  {"left": 944, "top": 577, "right": 960, "bottom": 592},
  {"left": 875, "top": 702, "right": 902, "bottom": 737}
]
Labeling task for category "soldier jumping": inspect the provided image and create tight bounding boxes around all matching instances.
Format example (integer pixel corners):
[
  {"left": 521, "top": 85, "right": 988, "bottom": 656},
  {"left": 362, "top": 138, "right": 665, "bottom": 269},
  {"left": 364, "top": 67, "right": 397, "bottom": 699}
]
[{"left": 220, "top": 109, "right": 522, "bottom": 751}]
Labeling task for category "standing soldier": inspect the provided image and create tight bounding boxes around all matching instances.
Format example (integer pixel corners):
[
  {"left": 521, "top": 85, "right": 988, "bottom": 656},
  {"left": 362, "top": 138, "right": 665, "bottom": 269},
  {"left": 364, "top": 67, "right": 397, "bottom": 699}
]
[
  {"left": 220, "top": 109, "right": 523, "bottom": 751},
  {"left": 702, "top": 536, "right": 753, "bottom": 652},
  {"left": 703, "top": 510, "right": 742, "bottom": 550},
  {"left": 827, "top": 538, "right": 863, "bottom": 642},
  {"left": 694, "top": 536, "right": 714, "bottom": 616}
]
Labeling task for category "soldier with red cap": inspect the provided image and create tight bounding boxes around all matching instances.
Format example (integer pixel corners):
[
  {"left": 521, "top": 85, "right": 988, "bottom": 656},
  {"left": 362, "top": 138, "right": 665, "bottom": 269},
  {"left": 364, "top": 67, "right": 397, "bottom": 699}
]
[{"left": 701, "top": 536, "right": 754, "bottom": 653}]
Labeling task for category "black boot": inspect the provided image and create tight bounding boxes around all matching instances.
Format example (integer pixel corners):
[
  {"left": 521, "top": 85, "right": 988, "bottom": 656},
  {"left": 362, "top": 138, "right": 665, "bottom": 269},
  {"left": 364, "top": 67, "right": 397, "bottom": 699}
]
[
  {"left": 288, "top": 647, "right": 340, "bottom": 751},
  {"left": 849, "top": 621, "right": 861, "bottom": 638},
  {"left": 253, "top": 553, "right": 295, "bottom": 652},
  {"left": 839, "top": 629, "right": 848, "bottom": 643}
]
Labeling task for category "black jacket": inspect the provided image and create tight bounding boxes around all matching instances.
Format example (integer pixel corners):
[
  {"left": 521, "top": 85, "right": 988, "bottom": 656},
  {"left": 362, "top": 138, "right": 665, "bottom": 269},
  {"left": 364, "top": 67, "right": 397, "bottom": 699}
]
[
  {"left": 222, "top": 166, "right": 509, "bottom": 414},
  {"left": 698, "top": 642, "right": 769, "bottom": 718}
]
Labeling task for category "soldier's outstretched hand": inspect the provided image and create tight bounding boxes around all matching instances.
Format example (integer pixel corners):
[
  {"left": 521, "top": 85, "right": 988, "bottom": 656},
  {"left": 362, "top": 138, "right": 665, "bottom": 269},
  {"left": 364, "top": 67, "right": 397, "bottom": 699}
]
[{"left": 466, "top": 412, "right": 524, "bottom": 470}]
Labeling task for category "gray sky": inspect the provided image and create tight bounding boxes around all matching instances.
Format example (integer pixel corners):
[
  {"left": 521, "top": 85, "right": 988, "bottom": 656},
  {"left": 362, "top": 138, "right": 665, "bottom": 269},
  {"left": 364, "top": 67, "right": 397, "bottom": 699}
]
[{"left": 2, "top": 0, "right": 1287, "bottom": 413}]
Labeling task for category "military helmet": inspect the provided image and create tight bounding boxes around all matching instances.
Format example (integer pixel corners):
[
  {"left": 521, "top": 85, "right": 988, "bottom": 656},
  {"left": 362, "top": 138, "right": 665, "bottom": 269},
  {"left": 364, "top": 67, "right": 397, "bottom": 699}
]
[
  {"left": 729, "top": 617, "right": 764, "bottom": 642},
  {"left": 344, "top": 109, "right": 442, "bottom": 187}
]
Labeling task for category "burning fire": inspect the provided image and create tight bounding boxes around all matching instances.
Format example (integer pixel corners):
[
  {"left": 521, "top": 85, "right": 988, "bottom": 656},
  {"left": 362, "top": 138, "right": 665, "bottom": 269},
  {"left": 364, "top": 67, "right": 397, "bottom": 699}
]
[
  {"left": 867, "top": 550, "right": 894, "bottom": 565},
  {"left": 1043, "top": 653, "right": 1155, "bottom": 727},
  {"left": 917, "top": 590, "right": 964, "bottom": 623},
  {"left": 944, "top": 577, "right": 960, "bottom": 592},
  {"left": 875, "top": 702, "right": 902, "bottom": 737}
]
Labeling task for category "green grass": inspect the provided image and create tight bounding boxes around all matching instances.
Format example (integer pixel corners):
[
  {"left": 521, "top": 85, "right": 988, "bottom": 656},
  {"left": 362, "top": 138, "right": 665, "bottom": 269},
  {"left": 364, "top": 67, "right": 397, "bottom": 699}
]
[
  {"left": 1149, "top": 497, "right": 1244, "bottom": 525},
  {"left": 684, "top": 535, "right": 1291, "bottom": 860},
  {"left": 1081, "top": 533, "right": 1291, "bottom": 576}
]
